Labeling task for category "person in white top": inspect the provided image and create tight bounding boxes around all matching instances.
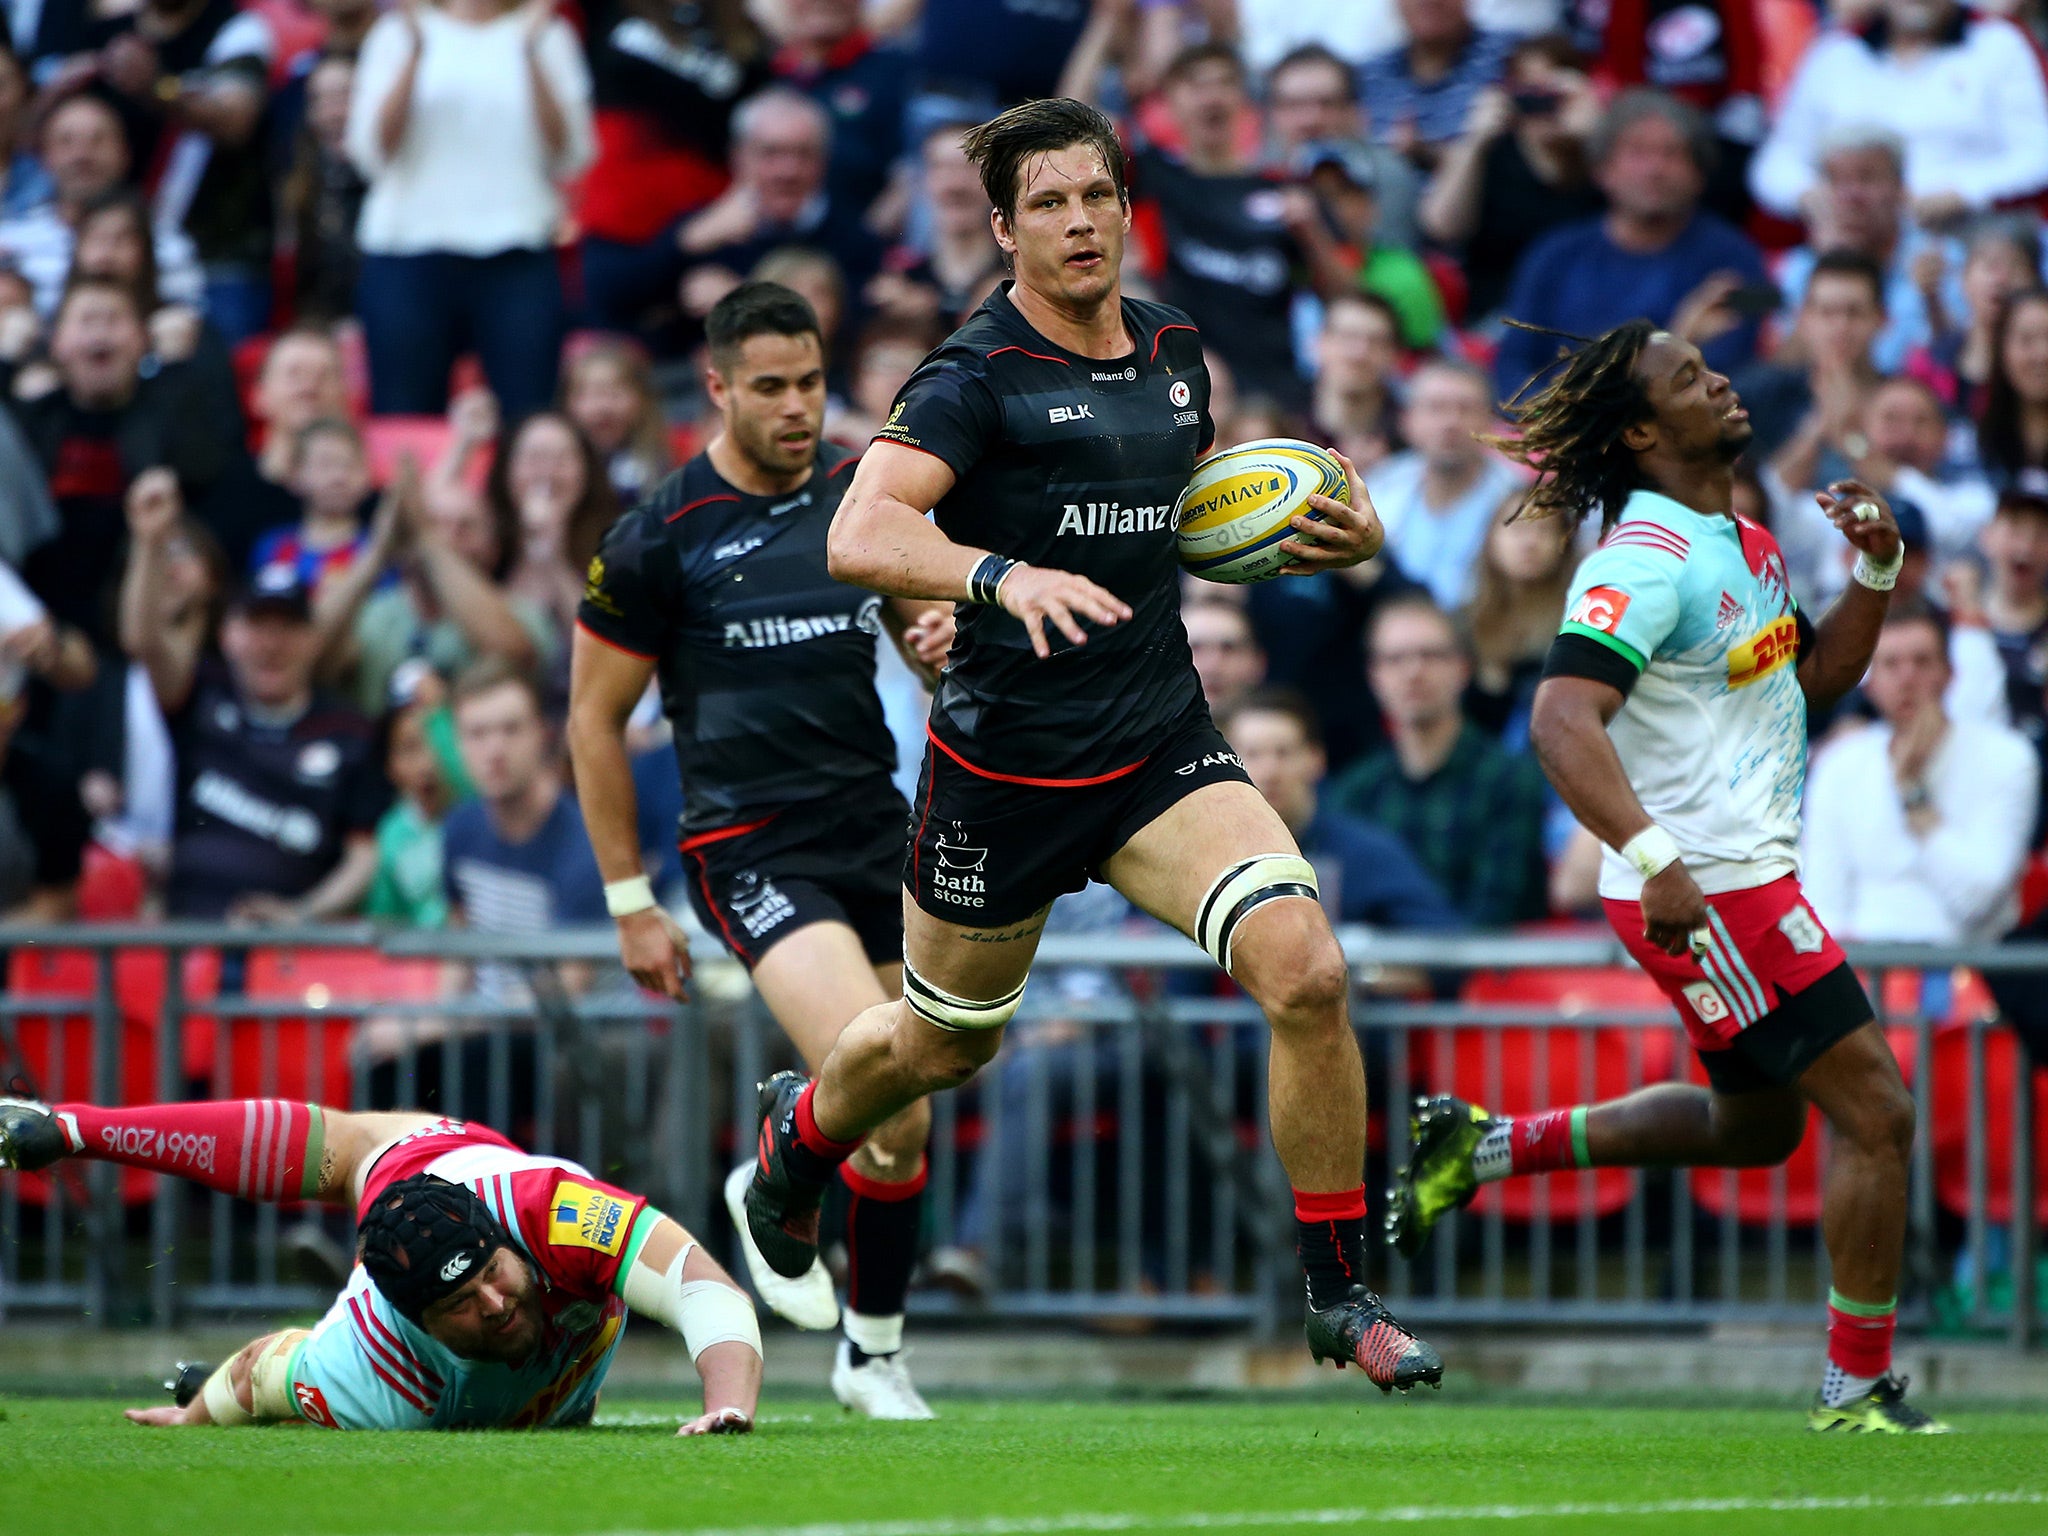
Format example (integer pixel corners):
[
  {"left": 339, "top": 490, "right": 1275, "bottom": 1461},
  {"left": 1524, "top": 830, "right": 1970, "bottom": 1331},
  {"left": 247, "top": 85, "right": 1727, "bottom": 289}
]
[
  {"left": 1749, "top": 0, "right": 2048, "bottom": 226},
  {"left": 1802, "top": 602, "right": 2038, "bottom": 943},
  {"left": 344, "top": 0, "right": 593, "bottom": 417},
  {"left": 1364, "top": 358, "right": 1528, "bottom": 610}
]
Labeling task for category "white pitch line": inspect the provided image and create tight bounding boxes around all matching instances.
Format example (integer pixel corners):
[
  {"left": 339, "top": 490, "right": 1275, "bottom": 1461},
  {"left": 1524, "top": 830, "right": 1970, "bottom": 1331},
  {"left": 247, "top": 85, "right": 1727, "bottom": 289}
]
[{"left": 481, "top": 1489, "right": 2048, "bottom": 1536}]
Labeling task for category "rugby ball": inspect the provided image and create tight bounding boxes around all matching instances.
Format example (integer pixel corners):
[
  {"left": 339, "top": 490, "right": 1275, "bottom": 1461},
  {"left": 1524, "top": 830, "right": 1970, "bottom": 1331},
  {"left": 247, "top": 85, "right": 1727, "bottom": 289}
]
[{"left": 1174, "top": 438, "right": 1349, "bottom": 585}]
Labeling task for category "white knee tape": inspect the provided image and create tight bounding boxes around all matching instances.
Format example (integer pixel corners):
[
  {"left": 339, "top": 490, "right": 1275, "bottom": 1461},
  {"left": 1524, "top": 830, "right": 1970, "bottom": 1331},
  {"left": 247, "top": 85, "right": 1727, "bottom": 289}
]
[
  {"left": 623, "top": 1239, "right": 762, "bottom": 1363},
  {"left": 1195, "top": 854, "right": 1320, "bottom": 973},
  {"left": 903, "top": 958, "right": 1026, "bottom": 1033}
]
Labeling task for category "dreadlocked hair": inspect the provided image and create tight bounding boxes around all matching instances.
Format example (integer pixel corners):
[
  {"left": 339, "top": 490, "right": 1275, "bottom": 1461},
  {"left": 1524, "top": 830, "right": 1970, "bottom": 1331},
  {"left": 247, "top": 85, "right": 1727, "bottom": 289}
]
[{"left": 1482, "top": 318, "right": 1658, "bottom": 535}]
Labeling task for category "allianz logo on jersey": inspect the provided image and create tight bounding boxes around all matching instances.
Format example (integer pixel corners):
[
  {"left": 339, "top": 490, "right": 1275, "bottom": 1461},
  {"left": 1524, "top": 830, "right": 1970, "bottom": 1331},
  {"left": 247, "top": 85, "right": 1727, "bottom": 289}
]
[
  {"left": 1057, "top": 501, "right": 1172, "bottom": 537},
  {"left": 723, "top": 595, "right": 883, "bottom": 648}
]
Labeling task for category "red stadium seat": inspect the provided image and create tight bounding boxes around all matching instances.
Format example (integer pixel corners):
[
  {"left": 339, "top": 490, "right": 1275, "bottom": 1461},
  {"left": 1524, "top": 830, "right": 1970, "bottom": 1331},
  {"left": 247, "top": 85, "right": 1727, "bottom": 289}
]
[
  {"left": 1929, "top": 1024, "right": 2048, "bottom": 1227},
  {"left": 5, "top": 947, "right": 219, "bottom": 1202},
  {"left": 74, "top": 843, "right": 148, "bottom": 921},
  {"left": 1418, "top": 968, "right": 1677, "bottom": 1221},
  {"left": 214, "top": 948, "right": 444, "bottom": 1110},
  {"left": 363, "top": 415, "right": 458, "bottom": 487}
]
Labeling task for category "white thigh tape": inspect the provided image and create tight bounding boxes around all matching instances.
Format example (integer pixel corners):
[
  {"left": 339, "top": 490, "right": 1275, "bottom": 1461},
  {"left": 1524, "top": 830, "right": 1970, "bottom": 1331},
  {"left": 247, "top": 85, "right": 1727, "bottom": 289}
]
[
  {"left": 249, "top": 1331, "right": 307, "bottom": 1421},
  {"left": 902, "top": 959, "right": 1026, "bottom": 1032},
  {"left": 1194, "top": 854, "right": 1320, "bottom": 973}
]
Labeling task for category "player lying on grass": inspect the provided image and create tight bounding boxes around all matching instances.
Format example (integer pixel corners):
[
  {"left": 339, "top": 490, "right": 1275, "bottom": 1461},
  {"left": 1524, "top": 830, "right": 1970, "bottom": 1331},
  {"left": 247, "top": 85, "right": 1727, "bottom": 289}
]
[{"left": 0, "top": 1097, "right": 760, "bottom": 1433}]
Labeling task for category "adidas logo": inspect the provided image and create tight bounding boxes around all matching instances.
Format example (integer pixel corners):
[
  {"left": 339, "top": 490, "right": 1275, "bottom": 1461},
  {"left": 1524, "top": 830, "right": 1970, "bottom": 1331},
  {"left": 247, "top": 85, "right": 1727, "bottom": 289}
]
[{"left": 1716, "top": 592, "right": 1745, "bottom": 630}]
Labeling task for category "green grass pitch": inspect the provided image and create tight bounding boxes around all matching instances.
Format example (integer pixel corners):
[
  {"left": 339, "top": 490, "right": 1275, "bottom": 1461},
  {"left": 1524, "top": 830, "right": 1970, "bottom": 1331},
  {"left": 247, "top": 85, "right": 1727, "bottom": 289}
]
[{"left": 6, "top": 1392, "right": 2046, "bottom": 1536}]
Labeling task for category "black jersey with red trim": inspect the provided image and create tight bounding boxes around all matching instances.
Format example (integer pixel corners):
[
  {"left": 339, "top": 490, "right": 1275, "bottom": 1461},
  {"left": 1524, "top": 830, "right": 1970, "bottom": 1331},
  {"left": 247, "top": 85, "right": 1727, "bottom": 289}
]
[
  {"left": 577, "top": 445, "right": 898, "bottom": 835},
  {"left": 874, "top": 284, "right": 1214, "bottom": 783}
]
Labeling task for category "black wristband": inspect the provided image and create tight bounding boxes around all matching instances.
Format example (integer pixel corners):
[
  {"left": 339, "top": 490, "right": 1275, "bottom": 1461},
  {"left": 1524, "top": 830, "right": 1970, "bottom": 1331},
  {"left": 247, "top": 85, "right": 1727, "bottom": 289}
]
[{"left": 966, "top": 554, "right": 1018, "bottom": 605}]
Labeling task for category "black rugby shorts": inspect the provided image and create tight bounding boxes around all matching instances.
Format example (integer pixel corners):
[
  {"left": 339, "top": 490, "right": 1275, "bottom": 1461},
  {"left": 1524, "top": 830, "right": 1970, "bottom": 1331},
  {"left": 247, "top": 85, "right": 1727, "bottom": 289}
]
[
  {"left": 904, "top": 704, "right": 1254, "bottom": 927},
  {"left": 681, "top": 778, "right": 910, "bottom": 968}
]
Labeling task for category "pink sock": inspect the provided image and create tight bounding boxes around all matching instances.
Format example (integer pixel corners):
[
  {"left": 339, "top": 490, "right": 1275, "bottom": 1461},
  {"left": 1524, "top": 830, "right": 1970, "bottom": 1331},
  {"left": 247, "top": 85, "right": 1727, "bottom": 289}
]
[{"left": 53, "top": 1100, "right": 327, "bottom": 1201}]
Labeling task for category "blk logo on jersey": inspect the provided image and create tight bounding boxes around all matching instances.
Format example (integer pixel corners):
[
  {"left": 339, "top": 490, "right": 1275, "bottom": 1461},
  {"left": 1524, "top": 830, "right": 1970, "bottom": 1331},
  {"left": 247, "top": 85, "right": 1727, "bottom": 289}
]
[
  {"left": 1048, "top": 403, "right": 1094, "bottom": 424},
  {"left": 1566, "top": 585, "right": 1632, "bottom": 635},
  {"left": 549, "top": 1180, "right": 629, "bottom": 1255}
]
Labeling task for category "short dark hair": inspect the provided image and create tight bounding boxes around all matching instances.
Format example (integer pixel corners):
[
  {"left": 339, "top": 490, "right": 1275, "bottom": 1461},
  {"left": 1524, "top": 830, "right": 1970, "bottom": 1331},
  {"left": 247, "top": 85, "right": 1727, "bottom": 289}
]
[
  {"left": 1267, "top": 42, "right": 1354, "bottom": 95},
  {"left": 1884, "top": 596, "right": 1951, "bottom": 654},
  {"left": 292, "top": 414, "right": 364, "bottom": 470},
  {"left": 1369, "top": 592, "right": 1467, "bottom": 661},
  {"left": 1216, "top": 684, "right": 1325, "bottom": 750},
  {"left": 1806, "top": 249, "right": 1886, "bottom": 313},
  {"left": 1326, "top": 288, "right": 1403, "bottom": 342},
  {"left": 450, "top": 654, "right": 546, "bottom": 720},
  {"left": 1162, "top": 40, "right": 1246, "bottom": 89},
  {"left": 705, "top": 280, "right": 821, "bottom": 374},
  {"left": 961, "top": 97, "right": 1128, "bottom": 223},
  {"left": 53, "top": 271, "right": 141, "bottom": 326},
  {"left": 1995, "top": 486, "right": 2048, "bottom": 522}
]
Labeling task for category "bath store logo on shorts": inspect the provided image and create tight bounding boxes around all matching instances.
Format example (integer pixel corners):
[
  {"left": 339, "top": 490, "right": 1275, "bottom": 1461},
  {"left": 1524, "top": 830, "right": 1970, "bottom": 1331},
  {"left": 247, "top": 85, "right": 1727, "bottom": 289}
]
[
  {"left": 931, "top": 823, "right": 988, "bottom": 909},
  {"left": 729, "top": 870, "right": 796, "bottom": 938}
]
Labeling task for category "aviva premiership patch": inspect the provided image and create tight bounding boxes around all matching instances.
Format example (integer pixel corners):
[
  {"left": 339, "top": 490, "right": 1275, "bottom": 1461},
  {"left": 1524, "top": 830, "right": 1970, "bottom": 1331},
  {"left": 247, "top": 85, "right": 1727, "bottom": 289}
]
[{"left": 549, "top": 1180, "right": 629, "bottom": 1255}]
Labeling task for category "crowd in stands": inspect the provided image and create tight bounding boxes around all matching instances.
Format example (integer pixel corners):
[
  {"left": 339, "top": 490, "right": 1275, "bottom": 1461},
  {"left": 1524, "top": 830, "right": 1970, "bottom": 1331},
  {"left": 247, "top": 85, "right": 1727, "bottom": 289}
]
[{"left": 6, "top": 0, "right": 2048, "bottom": 976}]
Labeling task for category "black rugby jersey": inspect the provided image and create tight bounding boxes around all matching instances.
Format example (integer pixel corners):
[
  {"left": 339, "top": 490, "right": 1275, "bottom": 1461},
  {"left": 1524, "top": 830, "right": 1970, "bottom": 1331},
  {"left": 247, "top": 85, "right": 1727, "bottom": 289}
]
[
  {"left": 875, "top": 284, "right": 1213, "bottom": 783},
  {"left": 166, "top": 668, "right": 387, "bottom": 918},
  {"left": 578, "top": 445, "right": 899, "bottom": 836}
]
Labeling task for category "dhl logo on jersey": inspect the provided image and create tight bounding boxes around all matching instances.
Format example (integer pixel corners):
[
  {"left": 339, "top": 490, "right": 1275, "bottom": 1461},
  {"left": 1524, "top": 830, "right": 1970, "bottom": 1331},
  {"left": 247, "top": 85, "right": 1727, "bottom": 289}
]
[
  {"left": 549, "top": 1180, "right": 628, "bottom": 1255},
  {"left": 1727, "top": 615, "right": 1799, "bottom": 688}
]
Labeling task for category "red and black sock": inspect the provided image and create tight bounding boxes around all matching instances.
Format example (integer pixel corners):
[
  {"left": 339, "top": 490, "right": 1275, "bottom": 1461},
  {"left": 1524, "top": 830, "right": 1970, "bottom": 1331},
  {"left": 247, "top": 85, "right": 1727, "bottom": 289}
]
[
  {"left": 52, "top": 1100, "right": 327, "bottom": 1202},
  {"left": 842, "top": 1157, "right": 927, "bottom": 1361},
  {"left": 780, "top": 1081, "right": 864, "bottom": 1187},
  {"left": 1294, "top": 1186, "right": 1370, "bottom": 1310}
]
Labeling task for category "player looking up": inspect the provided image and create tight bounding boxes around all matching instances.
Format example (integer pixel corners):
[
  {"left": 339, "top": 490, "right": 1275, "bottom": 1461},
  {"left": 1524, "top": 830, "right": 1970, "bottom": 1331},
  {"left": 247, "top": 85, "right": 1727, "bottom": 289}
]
[
  {"left": 568, "top": 281, "right": 954, "bottom": 1418},
  {"left": 1385, "top": 319, "right": 1947, "bottom": 1433},
  {"left": 733, "top": 97, "right": 1444, "bottom": 1392},
  {"left": 0, "top": 1097, "right": 760, "bottom": 1434}
]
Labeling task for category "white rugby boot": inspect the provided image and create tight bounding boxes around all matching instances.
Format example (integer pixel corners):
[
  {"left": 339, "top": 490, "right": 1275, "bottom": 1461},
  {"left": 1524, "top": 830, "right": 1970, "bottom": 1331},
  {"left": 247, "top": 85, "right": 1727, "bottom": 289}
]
[
  {"left": 723, "top": 1163, "right": 840, "bottom": 1329},
  {"left": 830, "top": 1340, "right": 936, "bottom": 1420}
]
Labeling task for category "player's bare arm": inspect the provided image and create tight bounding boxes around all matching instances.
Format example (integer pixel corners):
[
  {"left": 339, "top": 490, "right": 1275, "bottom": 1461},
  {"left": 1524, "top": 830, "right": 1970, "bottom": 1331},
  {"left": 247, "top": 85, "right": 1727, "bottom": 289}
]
[
  {"left": 1796, "top": 477, "right": 1902, "bottom": 714},
  {"left": 1274, "top": 448, "right": 1386, "bottom": 574},
  {"left": 829, "top": 440, "right": 1132, "bottom": 658},
  {"left": 1529, "top": 676, "right": 1708, "bottom": 956},
  {"left": 566, "top": 628, "right": 693, "bottom": 1000}
]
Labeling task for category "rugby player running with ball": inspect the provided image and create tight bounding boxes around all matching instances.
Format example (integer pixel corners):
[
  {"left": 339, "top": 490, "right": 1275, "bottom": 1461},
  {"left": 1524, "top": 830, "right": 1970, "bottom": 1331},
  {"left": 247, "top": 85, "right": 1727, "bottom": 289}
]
[
  {"left": 1385, "top": 320, "right": 1947, "bottom": 1432},
  {"left": 0, "top": 1098, "right": 761, "bottom": 1433},
  {"left": 570, "top": 282, "right": 954, "bottom": 1418},
  {"left": 735, "top": 98, "right": 1445, "bottom": 1391}
]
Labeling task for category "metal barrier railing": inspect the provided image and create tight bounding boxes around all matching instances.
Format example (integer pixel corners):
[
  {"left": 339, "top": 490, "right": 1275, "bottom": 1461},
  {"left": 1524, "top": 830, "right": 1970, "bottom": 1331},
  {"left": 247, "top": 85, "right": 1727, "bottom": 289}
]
[{"left": 0, "top": 924, "right": 2039, "bottom": 1347}]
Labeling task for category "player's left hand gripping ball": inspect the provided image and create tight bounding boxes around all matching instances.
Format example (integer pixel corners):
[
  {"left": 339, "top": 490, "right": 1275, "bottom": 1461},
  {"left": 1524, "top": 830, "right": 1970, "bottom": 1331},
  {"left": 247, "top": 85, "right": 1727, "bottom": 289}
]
[{"left": 1280, "top": 447, "right": 1381, "bottom": 574}]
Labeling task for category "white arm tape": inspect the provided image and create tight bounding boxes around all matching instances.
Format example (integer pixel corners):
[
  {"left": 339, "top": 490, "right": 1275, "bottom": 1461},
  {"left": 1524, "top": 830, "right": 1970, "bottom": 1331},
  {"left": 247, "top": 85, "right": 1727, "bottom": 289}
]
[
  {"left": 201, "top": 1359, "right": 254, "bottom": 1426},
  {"left": 1618, "top": 825, "right": 1682, "bottom": 880},
  {"left": 605, "top": 875, "right": 657, "bottom": 918},
  {"left": 622, "top": 1239, "right": 762, "bottom": 1363},
  {"left": 1853, "top": 546, "right": 1904, "bottom": 592}
]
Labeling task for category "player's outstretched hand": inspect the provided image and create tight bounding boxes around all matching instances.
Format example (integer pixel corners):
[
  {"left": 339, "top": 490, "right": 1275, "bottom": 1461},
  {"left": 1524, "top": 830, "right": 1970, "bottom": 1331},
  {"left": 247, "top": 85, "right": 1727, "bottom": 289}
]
[
  {"left": 998, "top": 564, "right": 1132, "bottom": 659},
  {"left": 1281, "top": 448, "right": 1382, "bottom": 574},
  {"left": 678, "top": 1406, "right": 753, "bottom": 1436},
  {"left": 123, "top": 1405, "right": 195, "bottom": 1428},
  {"left": 1639, "top": 862, "right": 1710, "bottom": 959},
  {"left": 617, "top": 906, "right": 693, "bottom": 1001},
  {"left": 1815, "top": 478, "right": 1903, "bottom": 564}
]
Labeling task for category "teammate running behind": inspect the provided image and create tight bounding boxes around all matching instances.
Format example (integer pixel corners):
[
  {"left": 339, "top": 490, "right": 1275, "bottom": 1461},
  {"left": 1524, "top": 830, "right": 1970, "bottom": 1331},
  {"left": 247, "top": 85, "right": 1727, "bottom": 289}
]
[
  {"left": 0, "top": 1097, "right": 760, "bottom": 1433},
  {"left": 733, "top": 99, "right": 1445, "bottom": 1392},
  {"left": 568, "top": 282, "right": 953, "bottom": 1418},
  {"left": 1385, "top": 319, "right": 1947, "bottom": 1433}
]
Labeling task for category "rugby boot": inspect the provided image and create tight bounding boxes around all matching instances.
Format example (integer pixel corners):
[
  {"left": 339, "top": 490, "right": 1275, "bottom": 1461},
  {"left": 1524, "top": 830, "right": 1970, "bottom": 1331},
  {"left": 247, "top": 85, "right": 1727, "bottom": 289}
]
[
  {"left": 1808, "top": 1375, "right": 1952, "bottom": 1434},
  {"left": 1305, "top": 1285, "right": 1445, "bottom": 1393},
  {"left": 0, "top": 1098, "right": 71, "bottom": 1173},
  {"left": 723, "top": 1163, "right": 840, "bottom": 1329},
  {"left": 831, "top": 1342, "right": 937, "bottom": 1420},
  {"left": 742, "top": 1071, "right": 830, "bottom": 1280},
  {"left": 1384, "top": 1094, "right": 1496, "bottom": 1259}
]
